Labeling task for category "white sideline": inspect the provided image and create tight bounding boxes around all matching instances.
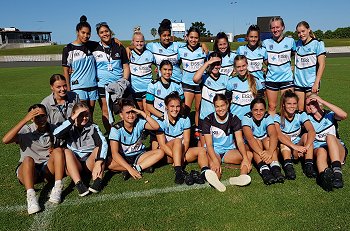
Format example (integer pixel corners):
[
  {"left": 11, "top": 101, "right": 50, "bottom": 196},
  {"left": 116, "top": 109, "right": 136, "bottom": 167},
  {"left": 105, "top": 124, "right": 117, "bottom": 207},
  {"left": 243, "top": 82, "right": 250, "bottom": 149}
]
[{"left": 0, "top": 180, "right": 230, "bottom": 214}]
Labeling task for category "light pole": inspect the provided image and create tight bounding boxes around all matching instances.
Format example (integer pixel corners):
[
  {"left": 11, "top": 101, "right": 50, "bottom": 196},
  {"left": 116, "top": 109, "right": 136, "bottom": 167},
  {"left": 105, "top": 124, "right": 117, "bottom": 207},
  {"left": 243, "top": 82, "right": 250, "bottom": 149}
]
[{"left": 230, "top": 1, "right": 237, "bottom": 41}]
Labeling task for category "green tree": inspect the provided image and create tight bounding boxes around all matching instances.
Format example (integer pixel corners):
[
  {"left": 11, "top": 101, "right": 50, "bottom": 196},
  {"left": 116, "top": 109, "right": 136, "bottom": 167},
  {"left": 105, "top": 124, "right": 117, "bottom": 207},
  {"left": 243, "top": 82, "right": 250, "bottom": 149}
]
[
  {"left": 191, "top": 21, "right": 212, "bottom": 37},
  {"left": 284, "top": 31, "right": 298, "bottom": 40},
  {"left": 313, "top": 29, "right": 324, "bottom": 39},
  {"left": 324, "top": 30, "right": 333, "bottom": 39},
  {"left": 151, "top": 28, "right": 157, "bottom": 39}
]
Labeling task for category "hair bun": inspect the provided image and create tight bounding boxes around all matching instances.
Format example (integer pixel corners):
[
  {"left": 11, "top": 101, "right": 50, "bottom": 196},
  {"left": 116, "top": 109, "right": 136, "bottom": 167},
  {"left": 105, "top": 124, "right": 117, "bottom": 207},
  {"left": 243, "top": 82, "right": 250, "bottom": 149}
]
[
  {"left": 80, "top": 15, "right": 87, "bottom": 23},
  {"left": 160, "top": 19, "right": 171, "bottom": 29}
]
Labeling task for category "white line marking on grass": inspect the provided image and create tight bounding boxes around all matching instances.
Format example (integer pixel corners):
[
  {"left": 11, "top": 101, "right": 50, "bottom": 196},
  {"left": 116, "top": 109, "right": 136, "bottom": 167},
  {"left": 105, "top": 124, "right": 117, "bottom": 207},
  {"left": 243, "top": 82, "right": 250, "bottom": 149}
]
[
  {"left": 28, "top": 203, "right": 59, "bottom": 231},
  {"left": 0, "top": 94, "right": 42, "bottom": 97},
  {"left": 0, "top": 179, "right": 230, "bottom": 214}
]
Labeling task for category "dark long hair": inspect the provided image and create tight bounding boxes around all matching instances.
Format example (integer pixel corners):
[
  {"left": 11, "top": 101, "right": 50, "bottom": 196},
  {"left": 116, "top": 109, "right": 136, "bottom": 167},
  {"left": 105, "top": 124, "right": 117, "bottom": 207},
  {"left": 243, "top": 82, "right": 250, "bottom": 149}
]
[
  {"left": 213, "top": 32, "right": 231, "bottom": 56},
  {"left": 76, "top": 15, "right": 91, "bottom": 32}
]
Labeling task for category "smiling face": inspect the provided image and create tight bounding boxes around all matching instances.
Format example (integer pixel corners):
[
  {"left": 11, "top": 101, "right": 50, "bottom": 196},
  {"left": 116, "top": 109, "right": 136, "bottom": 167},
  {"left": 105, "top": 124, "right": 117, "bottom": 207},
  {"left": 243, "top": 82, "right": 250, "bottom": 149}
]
[
  {"left": 166, "top": 99, "right": 181, "bottom": 119},
  {"left": 120, "top": 105, "right": 137, "bottom": 124},
  {"left": 214, "top": 99, "right": 229, "bottom": 118},
  {"left": 98, "top": 25, "right": 111, "bottom": 45},
  {"left": 234, "top": 58, "right": 248, "bottom": 77},
  {"left": 76, "top": 26, "right": 91, "bottom": 43},
  {"left": 283, "top": 97, "right": 298, "bottom": 116},
  {"left": 160, "top": 30, "right": 171, "bottom": 46},
  {"left": 305, "top": 98, "right": 320, "bottom": 115},
  {"left": 187, "top": 31, "right": 199, "bottom": 48},
  {"left": 51, "top": 79, "right": 67, "bottom": 99},
  {"left": 160, "top": 64, "right": 172, "bottom": 81},
  {"left": 217, "top": 38, "right": 228, "bottom": 53},
  {"left": 297, "top": 25, "right": 311, "bottom": 43},
  {"left": 247, "top": 30, "right": 259, "bottom": 47},
  {"left": 132, "top": 34, "right": 145, "bottom": 51},
  {"left": 270, "top": 20, "right": 284, "bottom": 39},
  {"left": 252, "top": 103, "right": 266, "bottom": 121}
]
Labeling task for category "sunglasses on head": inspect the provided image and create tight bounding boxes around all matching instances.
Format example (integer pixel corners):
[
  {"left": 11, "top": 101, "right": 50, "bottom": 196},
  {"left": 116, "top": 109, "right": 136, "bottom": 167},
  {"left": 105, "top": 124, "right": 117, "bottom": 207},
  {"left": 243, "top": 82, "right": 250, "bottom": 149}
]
[{"left": 95, "top": 22, "right": 108, "bottom": 29}]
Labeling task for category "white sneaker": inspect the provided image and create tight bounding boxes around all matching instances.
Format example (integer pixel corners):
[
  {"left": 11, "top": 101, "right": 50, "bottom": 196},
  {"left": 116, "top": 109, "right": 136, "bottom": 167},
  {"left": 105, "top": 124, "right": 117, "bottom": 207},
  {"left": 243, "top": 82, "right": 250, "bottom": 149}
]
[
  {"left": 27, "top": 192, "right": 41, "bottom": 215},
  {"left": 229, "top": 174, "right": 251, "bottom": 186},
  {"left": 204, "top": 170, "right": 226, "bottom": 192},
  {"left": 49, "top": 184, "right": 63, "bottom": 204}
]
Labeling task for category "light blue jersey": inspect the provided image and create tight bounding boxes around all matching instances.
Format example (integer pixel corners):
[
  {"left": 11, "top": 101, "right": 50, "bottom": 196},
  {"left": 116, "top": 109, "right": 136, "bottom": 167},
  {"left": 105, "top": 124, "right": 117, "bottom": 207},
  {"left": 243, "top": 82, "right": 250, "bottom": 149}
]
[
  {"left": 62, "top": 42, "right": 98, "bottom": 90},
  {"left": 294, "top": 39, "right": 326, "bottom": 88},
  {"left": 146, "top": 79, "right": 184, "bottom": 115},
  {"left": 308, "top": 110, "right": 339, "bottom": 149},
  {"left": 109, "top": 119, "right": 147, "bottom": 156},
  {"left": 178, "top": 45, "right": 206, "bottom": 86},
  {"left": 202, "top": 112, "right": 241, "bottom": 154},
  {"left": 242, "top": 112, "right": 274, "bottom": 140},
  {"left": 130, "top": 49, "right": 155, "bottom": 93},
  {"left": 93, "top": 40, "right": 129, "bottom": 87},
  {"left": 159, "top": 116, "right": 191, "bottom": 142},
  {"left": 219, "top": 51, "right": 236, "bottom": 76},
  {"left": 274, "top": 111, "right": 309, "bottom": 144},
  {"left": 226, "top": 76, "right": 263, "bottom": 120},
  {"left": 146, "top": 42, "right": 186, "bottom": 82},
  {"left": 199, "top": 74, "right": 229, "bottom": 120},
  {"left": 262, "top": 37, "right": 296, "bottom": 82},
  {"left": 236, "top": 45, "right": 267, "bottom": 83}
]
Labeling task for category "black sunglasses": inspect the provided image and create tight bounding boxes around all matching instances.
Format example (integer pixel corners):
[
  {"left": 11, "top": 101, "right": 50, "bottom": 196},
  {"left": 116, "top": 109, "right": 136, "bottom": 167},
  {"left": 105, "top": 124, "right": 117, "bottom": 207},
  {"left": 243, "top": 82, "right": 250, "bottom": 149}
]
[{"left": 95, "top": 22, "right": 108, "bottom": 29}]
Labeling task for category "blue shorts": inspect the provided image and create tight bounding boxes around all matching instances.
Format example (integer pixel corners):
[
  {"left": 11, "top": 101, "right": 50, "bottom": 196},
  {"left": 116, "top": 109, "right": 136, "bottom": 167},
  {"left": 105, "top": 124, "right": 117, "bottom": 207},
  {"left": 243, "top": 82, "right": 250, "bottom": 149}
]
[{"left": 73, "top": 87, "right": 99, "bottom": 101}]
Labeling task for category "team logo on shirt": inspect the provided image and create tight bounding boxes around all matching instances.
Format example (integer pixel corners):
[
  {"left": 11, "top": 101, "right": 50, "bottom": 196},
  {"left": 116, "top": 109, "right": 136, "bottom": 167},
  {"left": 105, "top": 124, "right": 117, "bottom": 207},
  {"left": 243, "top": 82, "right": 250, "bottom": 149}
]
[
  {"left": 145, "top": 58, "right": 149, "bottom": 62},
  {"left": 233, "top": 83, "right": 238, "bottom": 89},
  {"left": 159, "top": 49, "right": 163, "bottom": 53},
  {"left": 184, "top": 53, "right": 188, "bottom": 57},
  {"left": 207, "top": 80, "right": 211, "bottom": 86},
  {"left": 269, "top": 45, "right": 273, "bottom": 50},
  {"left": 284, "top": 45, "right": 288, "bottom": 49},
  {"left": 131, "top": 56, "right": 135, "bottom": 62},
  {"left": 197, "top": 54, "right": 202, "bottom": 57},
  {"left": 244, "top": 51, "right": 247, "bottom": 56},
  {"left": 308, "top": 48, "right": 311, "bottom": 52},
  {"left": 157, "top": 89, "right": 161, "bottom": 95},
  {"left": 258, "top": 54, "right": 262, "bottom": 57},
  {"left": 115, "top": 53, "right": 120, "bottom": 58}
]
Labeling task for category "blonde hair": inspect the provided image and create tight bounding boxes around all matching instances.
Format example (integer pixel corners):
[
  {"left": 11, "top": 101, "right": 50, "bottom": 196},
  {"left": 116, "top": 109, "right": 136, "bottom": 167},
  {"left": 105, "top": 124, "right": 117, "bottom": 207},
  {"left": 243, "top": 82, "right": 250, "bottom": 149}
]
[
  {"left": 234, "top": 55, "right": 257, "bottom": 97},
  {"left": 296, "top": 21, "right": 315, "bottom": 39}
]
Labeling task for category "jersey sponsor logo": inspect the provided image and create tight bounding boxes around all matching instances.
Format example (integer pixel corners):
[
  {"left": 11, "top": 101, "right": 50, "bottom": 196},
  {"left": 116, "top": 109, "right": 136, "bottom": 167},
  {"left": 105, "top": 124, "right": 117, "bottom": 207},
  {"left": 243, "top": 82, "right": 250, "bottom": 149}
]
[
  {"left": 202, "top": 85, "right": 225, "bottom": 102},
  {"left": 153, "top": 54, "right": 178, "bottom": 66},
  {"left": 231, "top": 91, "right": 254, "bottom": 106},
  {"left": 219, "top": 66, "right": 234, "bottom": 76},
  {"left": 315, "top": 125, "right": 336, "bottom": 142},
  {"left": 268, "top": 50, "right": 291, "bottom": 66},
  {"left": 154, "top": 97, "right": 165, "bottom": 112},
  {"left": 182, "top": 59, "right": 205, "bottom": 72},
  {"left": 210, "top": 126, "right": 226, "bottom": 139},
  {"left": 295, "top": 54, "right": 317, "bottom": 69},
  {"left": 248, "top": 60, "right": 263, "bottom": 72},
  {"left": 130, "top": 63, "right": 152, "bottom": 76}
]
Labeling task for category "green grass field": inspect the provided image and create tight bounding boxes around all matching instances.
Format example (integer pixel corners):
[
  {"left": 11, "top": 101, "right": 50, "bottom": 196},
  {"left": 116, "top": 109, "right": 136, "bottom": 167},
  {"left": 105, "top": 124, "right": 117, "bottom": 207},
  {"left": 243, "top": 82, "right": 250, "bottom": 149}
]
[
  {"left": 0, "top": 58, "right": 349, "bottom": 230},
  {"left": 0, "top": 39, "right": 349, "bottom": 56}
]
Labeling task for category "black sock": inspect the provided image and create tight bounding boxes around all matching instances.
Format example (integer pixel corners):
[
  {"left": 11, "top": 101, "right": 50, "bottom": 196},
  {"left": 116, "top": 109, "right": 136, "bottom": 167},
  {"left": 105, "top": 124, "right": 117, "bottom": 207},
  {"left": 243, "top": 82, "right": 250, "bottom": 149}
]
[
  {"left": 305, "top": 159, "right": 313, "bottom": 165},
  {"left": 331, "top": 161, "right": 342, "bottom": 175},
  {"left": 284, "top": 159, "right": 292, "bottom": 167},
  {"left": 257, "top": 161, "right": 269, "bottom": 174},
  {"left": 174, "top": 166, "right": 182, "bottom": 173},
  {"left": 200, "top": 166, "right": 210, "bottom": 173}
]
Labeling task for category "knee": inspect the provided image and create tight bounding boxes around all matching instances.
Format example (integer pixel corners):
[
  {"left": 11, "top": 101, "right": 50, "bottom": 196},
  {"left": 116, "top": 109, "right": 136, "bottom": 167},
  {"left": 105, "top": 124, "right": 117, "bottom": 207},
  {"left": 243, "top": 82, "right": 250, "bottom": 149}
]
[{"left": 326, "top": 134, "right": 337, "bottom": 143}]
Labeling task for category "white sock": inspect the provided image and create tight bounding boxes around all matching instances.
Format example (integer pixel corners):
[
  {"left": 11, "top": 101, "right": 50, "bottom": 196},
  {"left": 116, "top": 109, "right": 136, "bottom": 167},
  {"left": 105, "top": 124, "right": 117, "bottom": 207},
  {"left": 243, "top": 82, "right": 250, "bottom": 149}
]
[
  {"left": 27, "top": 188, "right": 35, "bottom": 195},
  {"left": 54, "top": 180, "right": 62, "bottom": 188}
]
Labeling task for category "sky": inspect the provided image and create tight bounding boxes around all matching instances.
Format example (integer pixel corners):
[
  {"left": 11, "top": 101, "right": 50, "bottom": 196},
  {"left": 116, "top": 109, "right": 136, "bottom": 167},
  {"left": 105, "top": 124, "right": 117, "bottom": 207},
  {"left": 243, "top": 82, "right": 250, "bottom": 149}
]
[{"left": 1, "top": 0, "right": 349, "bottom": 44}]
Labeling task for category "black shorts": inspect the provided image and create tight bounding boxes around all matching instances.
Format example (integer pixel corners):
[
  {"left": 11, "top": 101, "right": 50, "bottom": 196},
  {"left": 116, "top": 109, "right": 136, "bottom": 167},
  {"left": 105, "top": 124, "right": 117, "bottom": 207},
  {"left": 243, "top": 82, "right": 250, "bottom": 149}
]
[
  {"left": 15, "top": 162, "right": 47, "bottom": 184},
  {"left": 98, "top": 87, "right": 106, "bottom": 98},
  {"left": 131, "top": 91, "right": 147, "bottom": 102},
  {"left": 124, "top": 153, "right": 144, "bottom": 165},
  {"left": 265, "top": 81, "right": 294, "bottom": 91},
  {"left": 182, "top": 83, "right": 201, "bottom": 94},
  {"left": 294, "top": 83, "right": 321, "bottom": 93}
]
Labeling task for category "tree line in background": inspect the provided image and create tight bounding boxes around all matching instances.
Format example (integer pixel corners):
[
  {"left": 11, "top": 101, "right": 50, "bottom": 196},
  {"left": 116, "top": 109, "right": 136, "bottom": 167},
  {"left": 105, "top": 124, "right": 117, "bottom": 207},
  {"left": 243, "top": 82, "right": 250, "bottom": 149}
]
[{"left": 150, "top": 21, "right": 350, "bottom": 40}]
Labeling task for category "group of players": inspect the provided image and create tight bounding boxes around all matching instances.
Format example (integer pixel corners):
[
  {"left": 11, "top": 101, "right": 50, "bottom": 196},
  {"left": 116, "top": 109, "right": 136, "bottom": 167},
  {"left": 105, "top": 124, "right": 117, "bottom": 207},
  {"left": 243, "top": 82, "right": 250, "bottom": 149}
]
[{"left": 3, "top": 16, "right": 347, "bottom": 215}]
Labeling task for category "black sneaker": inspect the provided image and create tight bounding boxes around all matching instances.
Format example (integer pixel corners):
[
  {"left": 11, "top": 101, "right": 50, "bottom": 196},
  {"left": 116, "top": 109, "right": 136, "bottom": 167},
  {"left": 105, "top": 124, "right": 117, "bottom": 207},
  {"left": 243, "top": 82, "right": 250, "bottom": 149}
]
[
  {"left": 185, "top": 172, "right": 195, "bottom": 185},
  {"left": 271, "top": 166, "right": 285, "bottom": 183},
  {"left": 319, "top": 168, "right": 334, "bottom": 192},
  {"left": 304, "top": 163, "right": 317, "bottom": 178},
  {"left": 76, "top": 181, "right": 89, "bottom": 197},
  {"left": 143, "top": 166, "right": 155, "bottom": 173},
  {"left": 333, "top": 172, "right": 344, "bottom": 189},
  {"left": 175, "top": 170, "right": 186, "bottom": 184},
  {"left": 122, "top": 171, "right": 131, "bottom": 181},
  {"left": 261, "top": 169, "right": 276, "bottom": 185},
  {"left": 284, "top": 164, "right": 296, "bottom": 180},
  {"left": 89, "top": 177, "right": 103, "bottom": 193},
  {"left": 192, "top": 170, "right": 205, "bottom": 184}
]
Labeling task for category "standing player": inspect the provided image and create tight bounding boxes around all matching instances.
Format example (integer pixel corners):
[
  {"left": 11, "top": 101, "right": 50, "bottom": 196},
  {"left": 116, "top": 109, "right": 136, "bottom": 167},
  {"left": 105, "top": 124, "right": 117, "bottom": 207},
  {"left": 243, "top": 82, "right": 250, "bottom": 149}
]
[
  {"left": 41, "top": 74, "right": 80, "bottom": 126},
  {"left": 236, "top": 25, "right": 267, "bottom": 90},
  {"left": 227, "top": 55, "right": 264, "bottom": 120},
  {"left": 193, "top": 52, "right": 229, "bottom": 147},
  {"left": 129, "top": 30, "right": 155, "bottom": 111},
  {"left": 242, "top": 98, "right": 285, "bottom": 185},
  {"left": 62, "top": 15, "right": 99, "bottom": 119},
  {"left": 178, "top": 27, "right": 208, "bottom": 133},
  {"left": 262, "top": 17, "right": 296, "bottom": 115},
  {"left": 2, "top": 104, "right": 65, "bottom": 214},
  {"left": 213, "top": 32, "right": 236, "bottom": 76},
  {"left": 93, "top": 21, "right": 130, "bottom": 133},
  {"left": 305, "top": 94, "right": 347, "bottom": 191},
  {"left": 294, "top": 21, "right": 326, "bottom": 111},
  {"left": 274, "top": 90, "right": 316, "bottom": 179}
]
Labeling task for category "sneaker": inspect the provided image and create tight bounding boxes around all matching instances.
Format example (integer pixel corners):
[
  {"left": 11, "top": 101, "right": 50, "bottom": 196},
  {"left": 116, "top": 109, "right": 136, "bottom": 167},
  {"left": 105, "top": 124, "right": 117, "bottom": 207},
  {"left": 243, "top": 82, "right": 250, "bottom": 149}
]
[
  {"left": 319, "top": 167, "right": 334, "bottom": 192},
  {"left": 271, "top": 166, "right": 285, "bottom": 183},
  {"left": 143, "top": 166, "right": 155, "bottom": 173},
  {"left": 204, "top": 170, "right": 226, "bottom": 192},
  {"left": 261, "top": 169, "right": 276, "bottom": 185},
  {"left": 27, "top": 192, "right": 41, "bottom": 215},
  {"left": 229, "top": 174, "right": 251, "bottom": 186},
  {"left": 122, "top": 171, "right": 131, "bottom": 181},
  {"left": 49, "top": 184, "right": 63, "bottom": 204},
  {"left": 76, "top": 181, "right": 89, "bottom": 197},
  {"left": 175, "top": 170, "right": 186, "bottom": 185},
  {"left": 304, "top": 163, "right": 317, "bottom": 178},
  {"left": 284, "top": 164, "right": 296, "bottom": 180},
  {"left": 333, "top": 172, "right": 344, "bottom": 189},
  {"left": 185, "top": 172, "right": 195, "bottom": 185},
  {"left": 192, "top": 170, "right": 205, "bottom": 184},
  {"left": 89, "top": 177, "right": 103, "bottom": 193}
]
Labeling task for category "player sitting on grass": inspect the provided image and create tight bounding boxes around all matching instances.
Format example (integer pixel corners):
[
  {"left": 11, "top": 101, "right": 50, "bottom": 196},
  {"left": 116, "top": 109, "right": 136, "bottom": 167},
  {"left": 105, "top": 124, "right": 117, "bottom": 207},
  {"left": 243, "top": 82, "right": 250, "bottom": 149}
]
[
  {"left": 156, "top": 91, "right": 225, "bottom": 190},
  {"left": 107, "top": 99, "right": 164, "bottom": 180},
  {"left": 3, "top": 104, "right": 65, "bottom": 215},
  {"left": 54, "top": 102, "right": 108, "bottom": 196}
]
